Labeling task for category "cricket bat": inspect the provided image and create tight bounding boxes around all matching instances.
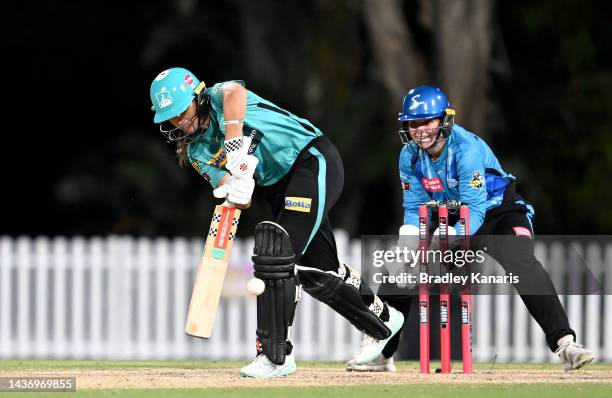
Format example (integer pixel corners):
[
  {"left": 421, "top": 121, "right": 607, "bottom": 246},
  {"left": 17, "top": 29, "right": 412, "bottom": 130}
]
[{"left": 185, "top": 202, "right": 241, "bottom": 338}]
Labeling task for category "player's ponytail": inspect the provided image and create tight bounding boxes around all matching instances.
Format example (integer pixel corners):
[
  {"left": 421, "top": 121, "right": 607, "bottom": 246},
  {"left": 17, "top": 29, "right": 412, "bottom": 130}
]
[{"left": 177, "top": 142, "right": 189, "bottom": 167}]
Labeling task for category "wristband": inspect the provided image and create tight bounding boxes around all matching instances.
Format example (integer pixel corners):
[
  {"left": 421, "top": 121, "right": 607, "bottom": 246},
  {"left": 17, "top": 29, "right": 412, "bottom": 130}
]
[{"left": 224, "top": 137, "right": 242, "bottom": 153}]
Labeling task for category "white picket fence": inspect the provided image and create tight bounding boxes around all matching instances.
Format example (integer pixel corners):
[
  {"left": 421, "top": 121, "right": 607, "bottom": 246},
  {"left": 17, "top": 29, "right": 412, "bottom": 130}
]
[{"left": 0, "top": 235, "right": 610, "bottom": 362}]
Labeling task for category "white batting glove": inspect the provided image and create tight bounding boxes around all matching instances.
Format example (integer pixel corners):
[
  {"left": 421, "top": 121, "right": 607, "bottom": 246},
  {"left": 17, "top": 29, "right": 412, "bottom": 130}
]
[
  {"left": 232, "top": 154, "right": 259, "bottom": 178},
  {"left": 224, "top": 135, "right": 258, "bottom": 178},
  {"left": 399, "top": 224, "right": 420, "bottom": 235},
  {"left": 212, "top": 176, "right": 255, "bottom": 205}
]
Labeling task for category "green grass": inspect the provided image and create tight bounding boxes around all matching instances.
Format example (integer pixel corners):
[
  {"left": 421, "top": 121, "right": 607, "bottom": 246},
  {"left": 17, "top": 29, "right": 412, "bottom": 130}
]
[
  {"left": 1, "top": 359, "right": 611, "bottom": 371},
  {"left": 1, "top": 385, "right": 612, "bottom": 398}
]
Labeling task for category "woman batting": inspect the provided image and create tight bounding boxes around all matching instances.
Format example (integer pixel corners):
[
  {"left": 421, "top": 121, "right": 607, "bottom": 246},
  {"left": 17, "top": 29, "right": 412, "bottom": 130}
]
[{"left": 149, "top": 67, "right": 404, "bottom": 378}]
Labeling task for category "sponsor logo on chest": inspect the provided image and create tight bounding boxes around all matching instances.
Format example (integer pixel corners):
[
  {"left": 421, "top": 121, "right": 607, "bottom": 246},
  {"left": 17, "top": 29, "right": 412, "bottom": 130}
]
[{"left": 421, "top": 177, "right": 443, "bottom": 192}]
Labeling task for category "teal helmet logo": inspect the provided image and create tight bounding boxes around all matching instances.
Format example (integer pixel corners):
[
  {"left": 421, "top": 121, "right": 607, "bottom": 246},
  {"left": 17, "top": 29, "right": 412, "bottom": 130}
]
[{"left": 150, "top": 67, "right": 201, "bottom": 123}]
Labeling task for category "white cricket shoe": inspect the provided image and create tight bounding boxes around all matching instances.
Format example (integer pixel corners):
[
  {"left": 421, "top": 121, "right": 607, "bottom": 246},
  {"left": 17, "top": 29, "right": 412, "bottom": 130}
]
[
  {"left": 240, "top": 353, "right": 296, "bottom": 378},
  {"left": 555, "top": 335, "right": 594, "bottom": 371},
  {"left": 346, "top": 354, "right": 396, "bottom": 372},
  {"left": 349, "top": 306, "right": 404, "bottom": 365}
]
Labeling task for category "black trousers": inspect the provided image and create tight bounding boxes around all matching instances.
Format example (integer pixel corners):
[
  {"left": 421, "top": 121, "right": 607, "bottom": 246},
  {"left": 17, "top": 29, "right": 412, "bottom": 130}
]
[
  {"left": 261, "top": 136, "right": 344, "bottom": 273},
  {"left": 474, "top": 203, "right": 574, "bottom": 351},
  {"left": 383, "top": 201, "right": 575, "bottom": 357},
  {"left": 259, "top": 136, "right": 388, "bottom": 343}
]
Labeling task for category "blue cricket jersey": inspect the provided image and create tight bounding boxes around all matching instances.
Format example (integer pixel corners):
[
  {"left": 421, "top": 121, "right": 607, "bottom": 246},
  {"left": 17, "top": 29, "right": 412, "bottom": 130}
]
[{"left": 399, "top": 124, "right": 525, "bottom": 234}]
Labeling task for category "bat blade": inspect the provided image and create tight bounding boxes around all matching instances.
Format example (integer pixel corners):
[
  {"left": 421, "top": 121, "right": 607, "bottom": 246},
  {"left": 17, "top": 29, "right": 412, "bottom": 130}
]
[{"left": 185, "top": 204, "right": 240, "bottom": 338}]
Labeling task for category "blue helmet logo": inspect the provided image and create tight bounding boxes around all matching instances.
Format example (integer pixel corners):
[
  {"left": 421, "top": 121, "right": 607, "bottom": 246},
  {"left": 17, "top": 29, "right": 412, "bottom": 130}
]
[
  {"left": 398, "top": 86, "right": 450, "bottom": 122},
  {"left": 150, "top": 67, "right": 201, "bottom": 123}
]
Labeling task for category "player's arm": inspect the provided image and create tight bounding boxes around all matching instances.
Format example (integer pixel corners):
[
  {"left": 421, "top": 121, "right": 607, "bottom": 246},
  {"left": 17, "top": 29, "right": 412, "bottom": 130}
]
[
  {"left": 455, "top": 146, "right": 487, "bottom": 234},
  {"left": 216, "top": 82, "right": 258, "bottom": 178},
  {"left": 220, "top": 82, "right": 247, "bottom": 140},
  {"left": 189, "top": 152, "right": 228, "bottom": 190},
  {"left": 399, "top": 148, "right": 430, "bottom": 228}
]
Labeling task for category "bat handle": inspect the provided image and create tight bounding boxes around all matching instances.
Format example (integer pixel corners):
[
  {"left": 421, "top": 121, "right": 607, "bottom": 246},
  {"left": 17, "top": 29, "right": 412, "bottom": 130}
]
[{"left": 222, "top": 200, "right": 236, "bottom": 208}]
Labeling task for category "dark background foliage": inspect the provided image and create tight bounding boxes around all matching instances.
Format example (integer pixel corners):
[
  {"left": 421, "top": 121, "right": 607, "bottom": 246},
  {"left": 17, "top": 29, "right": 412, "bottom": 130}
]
[{"left": 4, "top": 0, "right": 611, "bottom": 238}]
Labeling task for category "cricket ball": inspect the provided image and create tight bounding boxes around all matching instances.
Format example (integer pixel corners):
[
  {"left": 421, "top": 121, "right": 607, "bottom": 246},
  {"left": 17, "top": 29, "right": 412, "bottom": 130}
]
[{"left": 247, "top": 277, "right": 265, "bottom": 296}]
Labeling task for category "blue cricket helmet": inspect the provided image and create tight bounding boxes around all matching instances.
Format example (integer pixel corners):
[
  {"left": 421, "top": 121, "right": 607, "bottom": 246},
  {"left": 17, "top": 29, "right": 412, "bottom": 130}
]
[
  {"left": 150, "top": 67, "right": 201, "bottom": 123},
  {"left": 397, "top": 86, "right": 456, "bottom": 145},
  {"left": 398, "top": 85, "right": 450, "bottom": 122}
]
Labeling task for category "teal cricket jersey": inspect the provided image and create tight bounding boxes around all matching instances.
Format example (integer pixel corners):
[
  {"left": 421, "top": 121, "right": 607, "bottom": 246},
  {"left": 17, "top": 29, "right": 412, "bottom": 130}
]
[{"left": 187, "top": 81, "right": 322, "bottom": 188}]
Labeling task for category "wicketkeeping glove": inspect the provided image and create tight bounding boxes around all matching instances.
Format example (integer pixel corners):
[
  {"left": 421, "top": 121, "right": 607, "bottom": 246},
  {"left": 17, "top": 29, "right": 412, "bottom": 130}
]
[
  {"left": 389, "top": 224, "right": 420, "bottom": 288},
  {"left": 430, "top": 225, "right": 457, "bottom": 251}
]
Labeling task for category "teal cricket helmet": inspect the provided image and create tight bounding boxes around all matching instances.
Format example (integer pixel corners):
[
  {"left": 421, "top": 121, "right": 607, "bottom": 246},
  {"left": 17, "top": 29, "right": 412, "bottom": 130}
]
[{"left": 150, "top": 67, "right": 201, "bottom": 123}]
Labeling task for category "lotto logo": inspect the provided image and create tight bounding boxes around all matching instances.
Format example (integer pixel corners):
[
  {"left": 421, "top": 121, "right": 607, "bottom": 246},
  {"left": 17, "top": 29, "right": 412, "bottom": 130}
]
[{"left": 284, "top": 197, "right": 312, "bottom": 213}]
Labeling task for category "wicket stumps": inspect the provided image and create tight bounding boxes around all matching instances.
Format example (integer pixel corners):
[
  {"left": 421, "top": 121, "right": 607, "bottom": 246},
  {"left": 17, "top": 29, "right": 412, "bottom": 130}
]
[{"left": 418, "top": 200, "right": 472, "bottom": 374}]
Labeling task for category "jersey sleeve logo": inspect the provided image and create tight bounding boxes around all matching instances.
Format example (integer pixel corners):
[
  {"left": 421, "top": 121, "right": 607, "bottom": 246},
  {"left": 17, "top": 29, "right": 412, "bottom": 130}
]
[
  {"left": 284, "top": 197, "right": 312, "bottom": 213},
  {"left": 470, "top": 170, "right": 485, "bottom": 190},
  {"left": 402, "top": 181, "right": 410, "bottom": 191},
  {"left": 421, "top": 177, "right": 443, "bottom": 192}
]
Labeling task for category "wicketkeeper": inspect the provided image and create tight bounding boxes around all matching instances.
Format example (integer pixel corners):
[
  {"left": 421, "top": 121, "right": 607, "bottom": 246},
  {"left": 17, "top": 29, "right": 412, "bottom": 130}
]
[
  {"left": 346, "top": 85, "right": 594, "bottom": 372},
  {"left": 149, "top": 67, "right": 404, "bottom": 378}
]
